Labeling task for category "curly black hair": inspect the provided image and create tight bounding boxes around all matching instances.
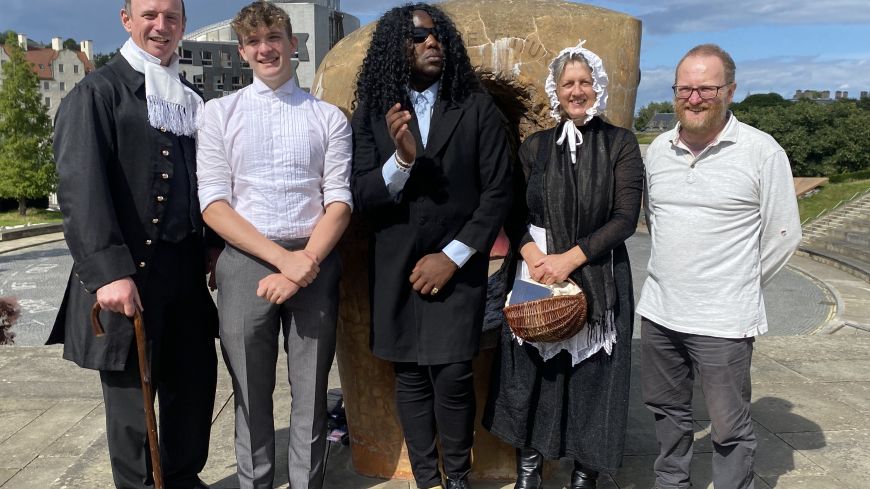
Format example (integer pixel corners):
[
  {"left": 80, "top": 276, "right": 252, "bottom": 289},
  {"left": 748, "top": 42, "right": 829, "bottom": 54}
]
[{"left": 353, "top": 3, "right": 480, "bottom": 116}]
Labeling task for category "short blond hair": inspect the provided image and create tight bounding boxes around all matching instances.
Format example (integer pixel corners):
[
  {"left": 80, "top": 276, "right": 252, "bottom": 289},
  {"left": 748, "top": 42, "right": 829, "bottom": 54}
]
[
  {"left": 676, "top": 44, "right": 736, "bottom": 84},
  {"left": 231, "top": 1, "right": 292, "bottom": 44}
]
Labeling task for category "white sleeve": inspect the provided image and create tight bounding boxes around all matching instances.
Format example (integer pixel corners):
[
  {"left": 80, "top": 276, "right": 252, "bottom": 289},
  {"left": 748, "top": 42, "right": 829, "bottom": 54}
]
[
  {"left": 759, "top": 149, "right": 802, "bottom": 286},
  {"left": 196, "top": 100, "right": 232, "bottom": 211},
  {"left": 322, "top": 108, "right": 354, "bottom": 209}
]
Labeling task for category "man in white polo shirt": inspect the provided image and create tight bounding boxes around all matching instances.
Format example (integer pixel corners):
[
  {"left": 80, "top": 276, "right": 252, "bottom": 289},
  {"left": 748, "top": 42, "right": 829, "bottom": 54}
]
[
  {"left": 638, "top": 44, "right": 801, "bottom": 489},
  {"left": 196, "top": 2, "right": 351, "bottom": 488}
]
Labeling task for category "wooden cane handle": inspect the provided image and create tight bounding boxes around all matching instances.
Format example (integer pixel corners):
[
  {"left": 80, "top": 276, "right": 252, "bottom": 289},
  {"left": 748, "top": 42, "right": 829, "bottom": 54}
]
[{"left": 90, "top": 303, "right": 144, "bottom": 337}]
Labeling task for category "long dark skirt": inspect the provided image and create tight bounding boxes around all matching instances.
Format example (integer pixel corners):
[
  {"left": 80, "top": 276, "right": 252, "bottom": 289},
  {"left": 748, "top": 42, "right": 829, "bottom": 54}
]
[{"left": 482, "top": 246, "right": 634, "bottom": 475}]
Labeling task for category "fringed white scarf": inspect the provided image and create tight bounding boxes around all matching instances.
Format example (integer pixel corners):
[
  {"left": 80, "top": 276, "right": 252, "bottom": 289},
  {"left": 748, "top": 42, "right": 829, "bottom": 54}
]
[
  {"left": 544, "top": 39, "right": 610, "bottom": 164},
  {"left": 120, "top": 39, "right": 202, "bottom": 136}
]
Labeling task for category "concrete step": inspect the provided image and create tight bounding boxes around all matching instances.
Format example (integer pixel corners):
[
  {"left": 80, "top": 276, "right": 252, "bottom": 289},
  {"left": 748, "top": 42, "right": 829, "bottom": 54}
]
[
  {"left": 824, "top": 240, "right": 870, "bottom": 264},
  {"left": 828, "top": 227, "right": 870, "bottom": 242},
  {"left": 844, "top": 231, "right": 870, "bottom": 247}
]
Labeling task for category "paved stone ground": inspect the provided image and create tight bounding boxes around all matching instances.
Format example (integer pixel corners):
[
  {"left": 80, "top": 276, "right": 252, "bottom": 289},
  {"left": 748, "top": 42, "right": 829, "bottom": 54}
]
[
  {"left": 2, "top": 331, "right": 870, "bottom": 489},
  {"left": 2, "top": 231, "right": 869, "bottom": 488}
]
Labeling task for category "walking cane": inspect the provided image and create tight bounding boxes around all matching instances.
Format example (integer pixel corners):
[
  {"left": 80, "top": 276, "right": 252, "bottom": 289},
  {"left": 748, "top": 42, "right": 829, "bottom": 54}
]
[{"left": 91, "top": 303, "right": 164, "bottom": 489}]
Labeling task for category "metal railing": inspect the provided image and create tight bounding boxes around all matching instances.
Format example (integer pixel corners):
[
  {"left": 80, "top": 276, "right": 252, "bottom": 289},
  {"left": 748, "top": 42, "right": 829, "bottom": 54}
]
[{"left": 802, "top": 188, "right": 870, "bottom": 227}]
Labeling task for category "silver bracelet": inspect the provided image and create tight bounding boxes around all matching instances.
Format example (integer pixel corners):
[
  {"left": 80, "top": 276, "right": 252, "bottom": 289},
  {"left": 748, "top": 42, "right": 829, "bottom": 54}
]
[{"left": 395, "top": 150, "right": 414, "bottom": 169}]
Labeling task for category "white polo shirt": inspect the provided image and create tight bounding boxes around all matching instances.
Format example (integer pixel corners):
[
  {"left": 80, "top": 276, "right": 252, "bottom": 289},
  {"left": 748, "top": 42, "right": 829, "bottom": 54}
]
[{"left": 637, "top": 113, "right": 802, "bottom": 338}]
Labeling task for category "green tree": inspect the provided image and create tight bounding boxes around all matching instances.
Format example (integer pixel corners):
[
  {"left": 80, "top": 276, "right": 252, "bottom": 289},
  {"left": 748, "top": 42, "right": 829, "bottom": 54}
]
[
  {"left": 731, "top": 92, "right": 789, "bottom": 110},
  {"left": 0, "top": 32, "right": 56, "bottom": 216},
  {"left": 93, "top": 50, "right": 118, "bottom": 68},
  {"left": 634, "top": 100, "right": 674, "bottom": 131},
  {"left": 62, "top": 38, "right": 79, "bottom": 51},
  {"left": 0, "top": 31, "right": 16, "bottom": 45},
  {"left": 735, "top": 99, "right": 870, "bottom": 176}
]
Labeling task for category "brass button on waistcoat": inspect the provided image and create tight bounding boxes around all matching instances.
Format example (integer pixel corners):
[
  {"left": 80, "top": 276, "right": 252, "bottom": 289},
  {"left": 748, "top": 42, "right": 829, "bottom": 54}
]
[{"left": 161, "top": 149, "right": 170, "bottom": 156}]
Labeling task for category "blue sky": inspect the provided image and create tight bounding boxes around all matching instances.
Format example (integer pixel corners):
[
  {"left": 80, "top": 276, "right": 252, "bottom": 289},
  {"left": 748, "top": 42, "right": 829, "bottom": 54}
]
[{"left": 4, "top": 0, "right": 869, "bottom": 110}]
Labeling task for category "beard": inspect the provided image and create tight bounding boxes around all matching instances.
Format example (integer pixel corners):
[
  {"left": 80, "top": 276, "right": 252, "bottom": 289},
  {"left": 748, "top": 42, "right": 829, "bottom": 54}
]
[{"left": 676, "top": 97, "right": 728, "bottom": 135}]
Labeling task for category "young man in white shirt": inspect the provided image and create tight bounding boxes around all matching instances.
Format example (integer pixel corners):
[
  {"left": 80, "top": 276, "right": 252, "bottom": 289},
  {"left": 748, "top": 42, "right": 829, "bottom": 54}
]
[
  {"left": 196, "top": 2, "right": 352, "bottom": 488},
  {"left": 638, "top": 44, "right": 801, "bottom": 489}
]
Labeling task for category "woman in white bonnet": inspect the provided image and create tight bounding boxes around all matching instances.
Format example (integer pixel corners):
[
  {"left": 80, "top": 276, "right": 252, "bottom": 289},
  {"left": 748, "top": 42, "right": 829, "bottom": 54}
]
[{"left": 483, "top": 41, "right": 643, "bottom": 489}]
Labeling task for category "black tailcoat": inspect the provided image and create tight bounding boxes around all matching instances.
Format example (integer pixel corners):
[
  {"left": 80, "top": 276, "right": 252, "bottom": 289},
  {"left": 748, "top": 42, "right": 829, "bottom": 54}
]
[
  {"left": 47, "top": 55, "right": 218, "bottom": 371},
  {"left": 351, "top": 91, "right": 512, "bottom": 365}
]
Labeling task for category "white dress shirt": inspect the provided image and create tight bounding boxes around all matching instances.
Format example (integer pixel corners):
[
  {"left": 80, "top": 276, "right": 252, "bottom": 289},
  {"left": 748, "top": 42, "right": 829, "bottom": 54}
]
[
  {"left": 197, "top": 77, "right": 352, "bottom": 240},
  {"left": 380, "top": 82, "right": 476, "bottom": 267},
  {"left": 637, "top": 113, "right": 802, "bottom": 338}
]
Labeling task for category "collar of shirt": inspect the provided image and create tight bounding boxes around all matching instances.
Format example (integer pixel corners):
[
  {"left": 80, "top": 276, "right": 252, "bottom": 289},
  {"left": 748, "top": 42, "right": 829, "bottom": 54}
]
[
  {"left": 408, "top": 82, "right": 439, "bottom": 110},
  {"left": 252, "top": 76, "right": 297, "bottom": 97},
  {"left": 670, "top": 111, "right": 739, "bottom": 153}
]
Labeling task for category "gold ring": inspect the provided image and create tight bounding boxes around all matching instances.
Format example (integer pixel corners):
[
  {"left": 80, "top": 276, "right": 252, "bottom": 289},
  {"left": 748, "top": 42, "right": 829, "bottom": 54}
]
[{"left": 431, "top": 287, "right": 440, "bottom": 295}]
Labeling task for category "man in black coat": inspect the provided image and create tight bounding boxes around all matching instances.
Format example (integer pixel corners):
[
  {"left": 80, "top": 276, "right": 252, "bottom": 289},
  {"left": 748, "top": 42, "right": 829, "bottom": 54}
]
[
  {"left": 351, "top": 4, "right": 511, "bottom": 488},
  {"left": 48, "top": 1, "right": 217, "bottom": 488}
]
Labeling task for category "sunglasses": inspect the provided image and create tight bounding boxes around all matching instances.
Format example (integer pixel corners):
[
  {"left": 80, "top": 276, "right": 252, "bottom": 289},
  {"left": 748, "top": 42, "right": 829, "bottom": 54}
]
[{"left": 412, "top": 27, "right": 438, "bottom": 44}]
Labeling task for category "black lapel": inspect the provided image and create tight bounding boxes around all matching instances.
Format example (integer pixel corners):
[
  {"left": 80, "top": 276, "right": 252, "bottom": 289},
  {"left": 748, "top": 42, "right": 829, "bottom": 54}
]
[
  {"left": 424, "top": 98, "right": 462, "bottom": 157},
  {"left": 408, "top": 109, "right": 425, "bottom": 157}
]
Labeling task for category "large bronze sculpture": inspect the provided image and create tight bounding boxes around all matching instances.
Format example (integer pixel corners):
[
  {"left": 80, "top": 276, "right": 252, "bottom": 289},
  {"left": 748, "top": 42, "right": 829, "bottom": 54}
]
[{"left": 311, "top": 0, "right": 641, "bottom": 480}]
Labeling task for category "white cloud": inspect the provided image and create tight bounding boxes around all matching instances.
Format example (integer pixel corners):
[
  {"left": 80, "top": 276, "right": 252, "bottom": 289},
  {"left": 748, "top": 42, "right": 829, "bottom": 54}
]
[{"left": 621, "top": 0, "right": 870, "bottom": 34}]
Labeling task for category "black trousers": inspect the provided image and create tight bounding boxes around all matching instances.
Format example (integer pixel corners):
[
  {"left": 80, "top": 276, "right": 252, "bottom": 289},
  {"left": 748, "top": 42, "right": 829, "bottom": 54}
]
[
  {"left": 641, "top": 319, "right": 756, "bottom": 489},
  {"left": 394, "top": 361, "right": 475, "bottom": 488},
  {"left": 99, "top": 238, "right": 218, "bottom": 489}
]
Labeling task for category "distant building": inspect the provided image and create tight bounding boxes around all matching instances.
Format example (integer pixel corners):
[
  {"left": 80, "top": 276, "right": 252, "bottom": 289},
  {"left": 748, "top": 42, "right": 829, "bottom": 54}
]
[
  {"left": 0, "top": 34, "right": 95, "bottom": 120},
  {"left": 645, "top": 112, "right": 677, "bottom": 132},
  {"left": 179, "top": 0, "right": 359, "bottom": 100},
  {"left": 792, "top": 89, "right": 868, "bottom": 103}
]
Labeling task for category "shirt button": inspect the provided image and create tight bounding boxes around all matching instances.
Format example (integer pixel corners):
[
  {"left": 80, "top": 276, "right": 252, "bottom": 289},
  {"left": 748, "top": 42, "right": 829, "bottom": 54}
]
[
  {"left": 145, "top": 239, "right": 152, "bottom": 246},
  {"left": 139, "top": 262, "right": 146, "bottom": 268},
  {"left": 161, "top": 149, "right": 170, "bottom": 157},
  {"left": 159, "top": 126, "right": 167, "bottom": 132},
  {"left": 156, "top": 196, "right": 165, "bottom": 202},
  {"left": 161, "top": 173, "right": 169, "bottom": 180},
  {"left": 152, "top": 218, "right": 159, "bottom": 224}
]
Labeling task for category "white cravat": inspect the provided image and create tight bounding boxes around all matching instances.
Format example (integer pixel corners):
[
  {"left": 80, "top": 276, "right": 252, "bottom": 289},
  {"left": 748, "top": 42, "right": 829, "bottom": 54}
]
[{"left": 119, "top": 39, "right": 202, "bottom": 136}]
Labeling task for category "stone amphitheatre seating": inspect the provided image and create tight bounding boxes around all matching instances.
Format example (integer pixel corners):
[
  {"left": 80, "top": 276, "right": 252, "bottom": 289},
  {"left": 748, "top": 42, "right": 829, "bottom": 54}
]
[{"left": 800, "top": 190, "right": 870, "bottom": 282}]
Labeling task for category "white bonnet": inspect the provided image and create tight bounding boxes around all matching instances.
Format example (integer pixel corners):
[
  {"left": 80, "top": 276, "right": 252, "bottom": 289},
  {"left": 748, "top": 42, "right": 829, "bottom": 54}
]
[{"left": 544, "top": 39, "right": 609, "bottom": 124}]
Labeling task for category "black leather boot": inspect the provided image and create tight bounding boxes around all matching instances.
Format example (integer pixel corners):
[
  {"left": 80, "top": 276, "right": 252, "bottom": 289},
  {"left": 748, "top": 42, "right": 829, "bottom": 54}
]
[
  {"left": 445, "top": 477, "right": 470, "bottom": 489},
  {"left": 570, "top": 461, "right": 599, "bottom": 489},
  {"left": 514, "top": 447, "right": 543, "bottom": 489}
]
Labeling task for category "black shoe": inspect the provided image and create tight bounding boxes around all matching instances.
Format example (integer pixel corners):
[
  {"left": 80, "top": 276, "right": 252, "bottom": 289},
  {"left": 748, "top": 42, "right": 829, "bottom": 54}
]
[
  {"left": 514, "top": 447, "right": 543, "bottom": 489},
  {"left": 445, "top": 477, "right": 470, "bottom": 489},
  {"left": 570, "top": 462, "right": 598, "bottom": 489},
  {"left": 191, "top": 478, "right": 210, "bottom": 489}
]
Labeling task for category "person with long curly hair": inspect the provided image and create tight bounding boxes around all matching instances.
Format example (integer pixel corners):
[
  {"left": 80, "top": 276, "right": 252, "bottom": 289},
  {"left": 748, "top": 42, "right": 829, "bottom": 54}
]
[{"left": 351, "top": 3, "right": 512, "bottom": 488}]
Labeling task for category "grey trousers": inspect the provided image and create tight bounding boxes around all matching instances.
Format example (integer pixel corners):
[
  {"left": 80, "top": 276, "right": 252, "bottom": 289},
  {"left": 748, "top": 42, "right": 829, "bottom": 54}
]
[
  {"left": 217, "top": 242, "right": 339, "bottom": 489},
  {"left": 641, "top": 318, "right": 756, "bottom": 489}
]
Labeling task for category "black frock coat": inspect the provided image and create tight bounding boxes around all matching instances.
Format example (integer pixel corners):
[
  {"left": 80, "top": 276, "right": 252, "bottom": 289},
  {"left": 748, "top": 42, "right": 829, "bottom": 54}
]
[
  {"left": 351, "top": 91, "right": 512, "bottom": 365},
  {"left": 47, "top": 56, "right": 218, "bottom": 371}
]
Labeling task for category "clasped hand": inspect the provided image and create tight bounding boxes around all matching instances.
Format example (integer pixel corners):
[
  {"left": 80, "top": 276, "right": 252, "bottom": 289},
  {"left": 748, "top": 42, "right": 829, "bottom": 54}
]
[
  {"left": 409, "top": 252, "right": 457, "bottom": 295},
  {"left": 257, "top": 274, "right": 300, "bottom": 304},
  {"left": 277, "top": 249, "right": 319, "bottom": 287},
  {"left": 527, "top": 247, "right": 586, "bottom": 285}
]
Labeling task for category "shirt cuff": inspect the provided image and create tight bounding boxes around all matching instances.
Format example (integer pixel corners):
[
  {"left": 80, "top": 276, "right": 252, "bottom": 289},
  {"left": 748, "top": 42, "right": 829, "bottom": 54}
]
[
  {"left": 382, "top": 154, "right": 412, "bottom": 200},
  {"left": 442, "top": 240, "right": 475, "bottom": 268}
]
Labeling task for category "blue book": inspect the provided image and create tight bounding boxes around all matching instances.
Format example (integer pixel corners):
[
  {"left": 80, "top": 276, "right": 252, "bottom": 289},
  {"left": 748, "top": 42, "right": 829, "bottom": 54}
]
[{"left": 509, "top": 279, "right": 552, "bottom": 305}]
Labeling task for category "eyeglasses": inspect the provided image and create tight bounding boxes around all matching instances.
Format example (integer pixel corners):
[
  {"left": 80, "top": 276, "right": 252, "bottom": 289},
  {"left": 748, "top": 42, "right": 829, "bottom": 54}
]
[
  {"left": 672, "top": 83, "right": 731, "bottom": 100},
  {"left": 412, "top": 27, "right": 438, "bottom": 44}
]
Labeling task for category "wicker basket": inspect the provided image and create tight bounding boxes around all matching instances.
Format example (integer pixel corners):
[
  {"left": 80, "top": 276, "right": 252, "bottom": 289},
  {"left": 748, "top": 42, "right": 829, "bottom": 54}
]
[{"left": 503, "top": 287, "right": 587, "bottom": 343}]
